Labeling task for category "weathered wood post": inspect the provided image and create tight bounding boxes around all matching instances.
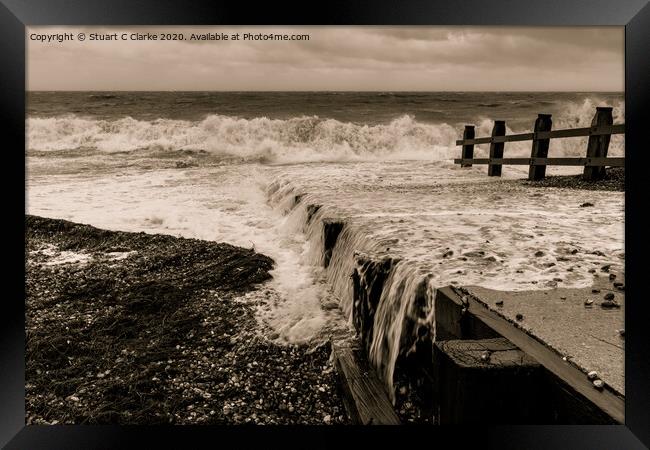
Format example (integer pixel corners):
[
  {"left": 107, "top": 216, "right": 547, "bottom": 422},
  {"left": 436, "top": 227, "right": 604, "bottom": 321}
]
[
  {"left": 583, "top": 107, "right": 614, "bottom": 181},
  {"left": 488, "top": 120, "right": 506, "bottom": 177},
  {"left": 528, "top": 114, "right": 553, "bottom": 181},
  {"left": 461, "top": 125, "right": 475, "bottom": 167},
  {"left": 433, "top": 338, "right": 547, "bottom": 424}
]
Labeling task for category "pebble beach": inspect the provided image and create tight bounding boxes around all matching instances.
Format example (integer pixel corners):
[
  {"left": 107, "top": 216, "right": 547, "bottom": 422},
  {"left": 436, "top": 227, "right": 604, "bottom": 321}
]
[
  {"left": 26, "top": 215, "right": 347, "bottom": 425},
  {"left": 25, "top": 91, "right": 626, "bottom": 425}
]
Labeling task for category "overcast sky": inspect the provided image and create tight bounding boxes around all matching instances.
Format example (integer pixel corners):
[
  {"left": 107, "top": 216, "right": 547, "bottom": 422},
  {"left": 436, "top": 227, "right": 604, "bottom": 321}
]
[{"left": 27, "top": 26, "right": 624, "bottom": 91}]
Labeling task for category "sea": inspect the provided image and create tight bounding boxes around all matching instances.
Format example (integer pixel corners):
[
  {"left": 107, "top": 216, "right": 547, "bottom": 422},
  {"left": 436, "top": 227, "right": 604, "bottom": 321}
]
[{"left": 26, "top": 91, "right": 625, "bottom": 386}]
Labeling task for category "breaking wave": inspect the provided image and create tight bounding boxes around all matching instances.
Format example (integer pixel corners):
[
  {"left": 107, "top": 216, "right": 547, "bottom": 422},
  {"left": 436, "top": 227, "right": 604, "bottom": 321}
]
[
  {"left": 27, "top": 97, "right": 624, "bottom": 163},
  {"left": 27, "top": 114, "right": 459, "bottom": 163},
  {"left": 470, "top": 96, "right": 625, "bottom": 158}
]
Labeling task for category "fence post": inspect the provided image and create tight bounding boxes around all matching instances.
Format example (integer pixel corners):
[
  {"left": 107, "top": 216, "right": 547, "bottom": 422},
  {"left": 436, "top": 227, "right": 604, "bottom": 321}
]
[
  {"left": 461, "top": 125, "right": 475, "bottom": 167},
  {"left": 528, "top": 114, "right": 553, "bottom": 181},
  {"left": 583, "top": 107, "right": 613, "bottom": 181},
  {"left": 488, "top": 120, "right": 506, "bottom": 177}
]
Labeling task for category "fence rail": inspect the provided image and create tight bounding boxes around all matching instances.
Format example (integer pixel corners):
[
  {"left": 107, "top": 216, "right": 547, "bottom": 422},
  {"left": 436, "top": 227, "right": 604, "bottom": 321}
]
[
  {"left": 454, "top": 107, "right": 624, "bottom": 181},
  {"left": 454, "top": 157, "right": 625, "bottom": 167},
  {"left": 455, "top": 124, "right": 625, "bottom": 146}
]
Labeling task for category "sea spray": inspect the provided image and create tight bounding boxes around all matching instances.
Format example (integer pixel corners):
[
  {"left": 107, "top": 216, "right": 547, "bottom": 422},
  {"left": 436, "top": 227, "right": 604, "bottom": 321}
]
[
  {"left": 27, "top": 97, "right": 624, "bottom": 162},
  {"left": 471, "top": 97, "right": 625, "bottom": 159},
  {"left": 27, "top": 114, "right": 459, "bottom": 161},
  {"left": 270, "top": 180, "right": 440, "bottom": 398},
  {"left": 366, "top": 263, "right": 436, "bottom": 401},
  {"left": 264, "top": 161, "right": 624, "bottom": 400},
  {"left": 28, "top": 91, "right": 626, "bottom": 398}
]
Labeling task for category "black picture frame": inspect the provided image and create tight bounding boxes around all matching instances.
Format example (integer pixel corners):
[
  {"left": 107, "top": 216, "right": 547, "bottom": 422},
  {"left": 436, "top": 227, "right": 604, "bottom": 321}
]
[{"left": 2, "top": 0, "right": 649, "bottom": 448}]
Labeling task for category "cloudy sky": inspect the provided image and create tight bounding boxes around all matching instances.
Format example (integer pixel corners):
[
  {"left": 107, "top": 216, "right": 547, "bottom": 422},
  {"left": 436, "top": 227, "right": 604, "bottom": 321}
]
[{"left": 27, "top": 26, "right": 624, "bottom": 91}]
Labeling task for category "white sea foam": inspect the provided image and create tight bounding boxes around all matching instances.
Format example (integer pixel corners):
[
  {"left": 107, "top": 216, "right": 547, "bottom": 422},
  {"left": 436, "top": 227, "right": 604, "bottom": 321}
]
[
  {"left": 266, "top": 161, "right": 624, "bottom": 394},
  {"left": 26, "top": 94, "right": 626, "bottom": 391},
  {"left": 26, "top": 166, "right": 344, "bottom": 345},
  {"left": 471, "top": 97, "right": 625, "bottom": 159},
  {"left": 27, "top": 96, "right": 624, "bottom": 163},
  {"left": 32, "top": 244, "right": 93, "bottom": 266},
  {"left": 28, "top": 155, "right": 624, "bottom": 397}
]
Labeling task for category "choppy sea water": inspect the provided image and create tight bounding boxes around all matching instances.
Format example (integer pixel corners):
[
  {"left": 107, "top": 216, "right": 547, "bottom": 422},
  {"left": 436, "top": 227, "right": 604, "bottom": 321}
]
[{"left": 26, "top": 92, "right": 625, "bottom": 380}]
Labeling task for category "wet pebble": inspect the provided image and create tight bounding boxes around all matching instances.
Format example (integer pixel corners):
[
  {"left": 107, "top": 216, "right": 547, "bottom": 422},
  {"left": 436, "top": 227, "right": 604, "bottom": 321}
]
[
  {"left": 515, "top": 313, "right": 524, "bottom": 321},
  {"left": 600, "top": 300, "right": 620, "bottom": 309}
]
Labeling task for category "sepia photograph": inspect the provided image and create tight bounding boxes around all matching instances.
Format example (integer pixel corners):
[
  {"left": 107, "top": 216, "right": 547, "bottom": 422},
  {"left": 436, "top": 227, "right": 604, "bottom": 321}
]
[{"left": 25, "top": 25, "right": 626, "bottom": 426}]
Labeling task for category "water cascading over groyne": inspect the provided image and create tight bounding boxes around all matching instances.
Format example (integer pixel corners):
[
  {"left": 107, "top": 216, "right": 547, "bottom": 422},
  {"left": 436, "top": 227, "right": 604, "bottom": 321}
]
[{"left": 267, "top": 179, "right": 438, "bottom": 400}]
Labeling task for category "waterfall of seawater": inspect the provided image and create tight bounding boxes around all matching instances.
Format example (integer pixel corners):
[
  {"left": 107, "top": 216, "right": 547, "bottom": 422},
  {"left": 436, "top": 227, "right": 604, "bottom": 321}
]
[
  {"left": 268, "top": 179, "right": 438, "bottom": 401},
  {"left": 368, "top": 264, "right": 436, "bottom": 400}
]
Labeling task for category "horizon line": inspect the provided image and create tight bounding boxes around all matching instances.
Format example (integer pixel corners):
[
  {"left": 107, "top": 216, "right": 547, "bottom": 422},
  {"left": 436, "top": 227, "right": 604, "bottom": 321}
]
[{"left": 26, "top": 89, "right": 625, "bottom": 93}]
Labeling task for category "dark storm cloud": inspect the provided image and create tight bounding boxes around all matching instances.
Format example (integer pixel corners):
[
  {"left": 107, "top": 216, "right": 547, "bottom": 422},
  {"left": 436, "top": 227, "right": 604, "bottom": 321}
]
[{"left": 27, "top": 26, "right": 623, "bottom": 91}]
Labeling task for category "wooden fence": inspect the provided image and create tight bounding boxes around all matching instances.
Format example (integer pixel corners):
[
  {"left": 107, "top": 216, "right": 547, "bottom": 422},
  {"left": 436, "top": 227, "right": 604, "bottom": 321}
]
[{"left": 454, "top": 107, "right": 625, "bottom": 181}]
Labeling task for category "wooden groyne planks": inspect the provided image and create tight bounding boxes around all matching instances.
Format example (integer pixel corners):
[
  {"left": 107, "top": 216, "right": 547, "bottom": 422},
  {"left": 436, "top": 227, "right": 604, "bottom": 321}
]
[
  {"left": 331, "top": 284, "right": 623, "bottom": 424},
  {"left": 433, "top": 338, "right": 544, "bottom": 424},
  {"left": 299, "top": 186, "right": 623, "bottom": 424},
  {"left": 331, "top": 341, "right": 400, "bottom": 425},
  {"left": 454, "top": 107, "right": 624, "bottom": 180}
]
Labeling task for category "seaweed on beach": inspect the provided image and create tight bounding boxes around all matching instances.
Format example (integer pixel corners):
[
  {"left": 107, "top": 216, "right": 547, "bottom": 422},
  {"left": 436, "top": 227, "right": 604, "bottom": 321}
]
[{"left": 26, "top": 215, "right": 347, "bottom": 425}]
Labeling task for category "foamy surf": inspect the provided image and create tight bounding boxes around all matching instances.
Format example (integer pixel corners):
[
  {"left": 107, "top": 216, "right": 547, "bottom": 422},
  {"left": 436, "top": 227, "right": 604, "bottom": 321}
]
[
  {"left": 26, "top": 165, "right": 352, "bottom": 346},
  {"left": 27, "top": 114, "right": 458, "bottom": 162},
  {"left": 26, "top": 91, "right": 625, "bottom": 398},
  {"left": 27, "top": 159, "right": 624, "bottom": 350},
  {"left": 27, "top": 95, "right": 624, "bottom": 164},
  {"left": 265, "top": 160, "right": 624, "bottom": 395}
]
